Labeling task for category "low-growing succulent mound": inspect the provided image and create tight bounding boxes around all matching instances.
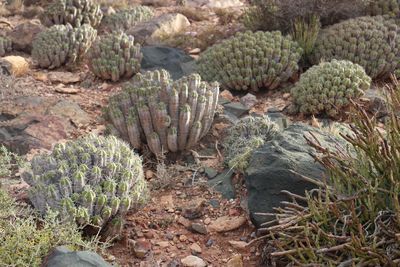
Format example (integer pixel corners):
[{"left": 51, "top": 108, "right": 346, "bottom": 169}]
[
  {"left": 223, "top": 115, "right": 279, "bottom": 171},
  {"left": 88, "top": 32, "right": 142, "bottom": 82},
  {"left": 312, "top": 15, "right": 400, "bottom": 79},
  {"left": 291, "top": 59, "right": 371, "bottom": 116},
  {"left": 32, "top": 24, "right": 97, "bottom": 69},
  {"left": 21, "top": 134, "right": 148, "bottom": 232},
  {"left": 368, "top": 0, "right": 400, "bottom": 16},
  {"left": 41, "top": 0, "right": 103, "bottom": 27},
  {"left": 101, "top": 6, "right": 153, "bottom": 32},
  {"left": 197, "top": 31, "right": 303, "bottom": 91},
  {"left": 0, "top": 36, "right": 12, "bottom": 57},
  {"left": 105, "top": 69, "right": 219, "bottom": 156}
]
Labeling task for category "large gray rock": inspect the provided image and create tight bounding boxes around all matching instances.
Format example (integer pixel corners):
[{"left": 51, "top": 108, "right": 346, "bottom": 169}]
[
  {"left": 43, "top": 246, "right": 111, "bottom": 267},
  {"left": 245, "top": 123, "right": 347, "bottom": 227},
  {"left": 141, "top": 46, "right": 195, "bottom": 80},
  {"left": 7, "top": 20, "right": 45, "bottom": 53},
  {"left": 127, "top": 13, "right": 190, "bottom": 45}
]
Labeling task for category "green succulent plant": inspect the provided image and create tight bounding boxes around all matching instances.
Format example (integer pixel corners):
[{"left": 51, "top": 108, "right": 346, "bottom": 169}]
[
  {"left": 368, "top": 0, "right": 400, "bottom": 16},
  {"left": 0, "top": 36, "right": 12, "bottom": 57},
  {"left": 311, "top": 15, "right": 400, "bottom": 79},
  {"left": 101, "top": 6, "right": 154, "bottom": 32},
  {"left": 88, "top": 32, "right": 142, "bottom": 82},
  {"left": 105, "top": 69, "right": 219, "bottom": 156},
  {"left": 32, "top": 24, "right": 97, "bottom": 69},
  {"left": 197, "top": 31, "right": 303, "bottom": 91},
  {"left": 223, "top": 115, "right": 279, "bottom": 171},
  {"left": 291, "top": 59, "right": 371, "bottom": 117},
  {"left": 40, "top": 0, "right": 103, "bottom": 28},
  {"left": 21, "top": 134, "right": 148, "bottom": 231}
]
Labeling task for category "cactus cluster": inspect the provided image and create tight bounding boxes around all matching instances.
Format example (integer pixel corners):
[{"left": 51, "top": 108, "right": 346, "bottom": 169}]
[
  {"left": 88, "top": 32, "right": 142, "bottom": 82},
  {"left": 223, "top": 115, "right": 278, "bottom": 171},
  {"left": 105, "top": 69, "right": 219, "bottom": 156},
  {"left": 21, "top": 134, "right": 148, "bottom": 230},
  {"left": 0, "top": 36, "right": 12, "bottom": 57},
  {"left": 311, "top": 16, "right": 400, "bottom": 79},
  {"left": 291, "top": 59, "right": 371, "bottom": 116},
  {"left": 101, "top": 6, "right": 154, "bottom": 32},
  {"left": 41, "top": 0, "right": 103, "bottom": 27},
  {"left": 197, "top": 31, "right": 303, "bottom": 91},
  {"left": 368, "top": 0, "right": 400, "bottom": 16},
  {"left": 32, "top": 24, "right": 97, "bottom": 69}
]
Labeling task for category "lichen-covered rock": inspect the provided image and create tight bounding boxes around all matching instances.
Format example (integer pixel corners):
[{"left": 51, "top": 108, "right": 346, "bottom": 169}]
[
  {"left": 368, "top": 0, "right": 400, "bottom": 16},
  {"left": 21, "top": 135, "right": 148, "bottom": 231},
  {"left": 197, "top": 31, "right": 303, "bottom": 91},
  {"left": 40, "top": 0, "right": 103, "bottom": 27},
  {"left": 223, "top": 115, "right": 278, "bottom": 171},
  {"left": 32, "top": 24, "right": 97, "bottom": 69},
  {"left": 312, "top": 16, "right": 400, "bottom": 79},
  {"left": 0, "top": 36, "right": 12, "bottom": 57},
  {"left": 101, "top": 6, "right": 153, "bottom": 32},
  {"left": 105, "top": 69, "right": 219, "bottom": 156},
  {"left": 88, "top": 32, "right": 142, "bottom": 82},
  {"left": 291, "top": 59, "right": 371, "bottom": 116}
]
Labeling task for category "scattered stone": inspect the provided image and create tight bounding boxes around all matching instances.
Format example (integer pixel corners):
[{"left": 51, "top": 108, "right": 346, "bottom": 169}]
[
  {"left": 189, "top": 48, "right": 201, "bottom": 54},
  {"left": 220, "top": 90, "right": 234, "bottom": 101},
  {"left": 156, "top": 241, "right": 170, "bottom": 248},
  {"left": 182, "top": 198, "right": 206, "bottom": 219},
  {"left": 204, "top": 167, "right": 218, "bottom": 179},
  {"left": 190, "top": 222, "right": 208, "bottom": 235},
  {"left": 208, "top": 169, "right": 235, "bottom": 199},
  {"left": 208, "top": 215, "right": 247, "bottom": 233},
  {"left": 141, "top": 46, "right": 195, "bottom": 80},
  {"left": 362, "top": 87, "right": 388, "bottom": 118},
  {"left": 227, "top": 254, "right": 243, "bottom": 267},
  {"left": 206, "top": 239, "right": 214, "bottom": 247},
  {"left": 47, "top": 71, "right": 83, "bottom": 84},
  {"left": 177, "top": 216, "right": 191, "bottom": 228},
  {"left": 128, "top": 13, "right": 190, "bottom": 45},
  {"left": 43, "top": 246, "right": 111, "bottom": 267},
  {"left": 0, "top": 56, "right": 29, "bottom": 77},
  {"left": 181, "top": 255, "right": 207, "bottom": 267},
  {"left": 179, "top": 235, "right": 188, "bottom": 242},
  {"left": 7, "top": 20, "right": 45, "bottom": 53},
  {"left": 209, "top": 199, "right": 220, "bottom": 208},
  {"left": 240, "top": 93, "right": 257, "bottom": 109},
  {"left": 145, "top": 169, "right": 154, "bottom": 179},
  {"left": 160, "top": 194, "right": 174, "bottom": 210},
  {"left": 143, "top": 230, "right": 154, "bottom": 239},
  {"left": 132, "top": 240, "right": 152, "bottom": 259},
  {"left": 46, "top": 100, "right": 91, "bottom": 126},
  {"left": 190, "top": 243, "right": 202, "bottom": 254},
  {"left": 245, "top": 123, "right": 349, "bottom": 227},
  {"left": 204, "top": 218, "right": 211, "bottom": 225},
  {"left": 282, "top": 93, "right": 291, "bottom": 99},
  {"left": 224, "top": 102, "right": 250, "bottom": 118},
  {"left": 228, "top": 241, "right": 248, "bottom": 250},
  {"left": 54, "top": 86, "right": 80, "bottom": 94}
]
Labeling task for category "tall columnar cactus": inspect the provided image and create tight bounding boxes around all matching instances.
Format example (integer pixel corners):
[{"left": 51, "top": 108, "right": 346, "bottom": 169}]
[
  {"left": 197, "top": 31, "right": 303, "bottom": 91},
  {"left": 32, "top": 24, "right": 97, "bottom": 69},
  {"left": 105, "top": 69, "right": 219, "bottom": 156},
  {"left": 88, "top": 32, "right": 142, "bottom": 82},
  {"left": 0, "top": 36, "right": 12, "bottom": 57},
  {"left": 41, "top": 0, "right": 103, "bottom": 28},
  {"left": 311, "top": 16, "right": 400, "bottom": 79},
  {"left": 21, "top": 134, "right": 148, "bottom": 231},
  {"left": 101, "top": 6, "right": 154, "bottom": 32},
  {"left": 368, "top": 0, "right": 400, "bottom": 16},
  {"left": 291, "top": 59, "right": 371, "bottom": 117}
]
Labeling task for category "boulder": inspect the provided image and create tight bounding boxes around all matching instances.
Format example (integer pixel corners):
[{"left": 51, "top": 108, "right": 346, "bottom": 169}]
[
  {"left": 187, "top": 0, "right": 243, "bottom": 8},
  {"left": 245, "top": 123, "right": 347, "bottom": 227},
  {"left": 141, "top": 46, "right": 195, "bottom": 80},
  {"left": 7, "top": 20, "right": 45, "bottom": 53},
  {"left": 127, "top": 13, "right": 190, "bottom": 45},
  {"left": 46, "top": 100, "right": 91, "bottom": 126},
  {"left": 43, "top": 246, "right": 111, "bottom": 267},
  {"left": 208, "top": 169, "right": 235, "bottom": 199}
]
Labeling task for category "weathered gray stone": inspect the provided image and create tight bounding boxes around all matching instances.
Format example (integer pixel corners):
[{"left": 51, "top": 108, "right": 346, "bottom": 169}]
[
  {"left": 141, "top": 46, "right": 195, "bottom": 80},
  {"left": 245, "top": 123, "right": 348, "bottom": 227},
  {"left": 46, "top": 100, "right": 91, "bottom": 126},
  {"left": 7, "top": 20, "right": 45, "bottom": 53},
  {"left": 223, "top": 102, "right": 249, "bottom": 118},
  {"left": 208, "top": 169, "right": 235, "bottom": 199},
  {"left": 128, "top": 13, "right": 190, "bottom": 45},
  {"left": 43, "top": 246, "right": 111, "bottom": 267}
]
